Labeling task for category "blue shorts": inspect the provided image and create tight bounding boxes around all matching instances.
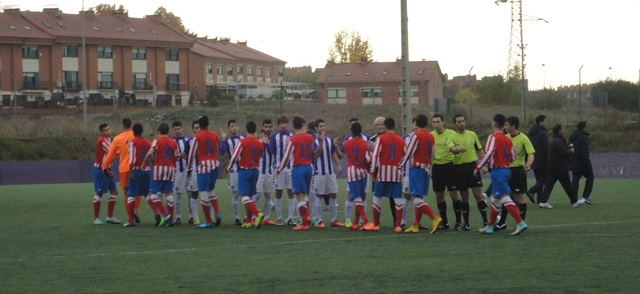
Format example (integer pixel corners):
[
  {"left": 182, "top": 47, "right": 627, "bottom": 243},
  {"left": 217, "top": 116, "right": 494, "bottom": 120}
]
[
  {"left": 490, "top": 168, "right": 512, "bottom": 197},
  {"left": 127, "top": 170, "right": 150, "bottom": 196},
  {"left": 197, "top": 168, "right": 219, "bottom": 192},
  {"left": 348, "top": 177, "right": 368, "bottom": 201},
  {"left": 93, "top": 167, "right": 116, "bottom": 194},
  {"left": 409, "top": 167, "right": 430, "bottom": 197},
  {"left": 291, "top": 165, "right": 312, "bottom": 194},
  {"left": 374, "top": 181, "right": 403, "bottom": 199},
  {"left": 238, "top": 169, "right": 259, "bottom": 197},
  {"left": 150, "top": 180, "right": 174, "bottom": 194}
]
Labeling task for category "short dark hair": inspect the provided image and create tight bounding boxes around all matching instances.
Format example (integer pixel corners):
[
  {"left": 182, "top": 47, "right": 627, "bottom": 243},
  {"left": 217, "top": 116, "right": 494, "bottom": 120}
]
[
  {"left": 349, "top": 117, "right": 359, "bottom": 123},
  {"left": 577, "top": 121, "right": 587, "bottom": 130},
  {"left": 314, "top": 119, "right": 325, "bottom": 127},
  {"left": 98, "top": 123, "right": 109, "bottom": 132},
  {"left": 453, "top": 114, "right": 464, "bottom": 124},
  {"left": 277, "top": 116, "right": 288, "bottom": 125},
  {"left": 493, "top": 114, "right": 506, "bottom": 129},
  {"left": 262, "top": 119, "right": 272, "bottom": 126},
  {"left": 432, "top": 114, "right": 444, "bottom": 122},
  {"left": 172, "top": 121, "right": 182, "bottom": 128},
  {"left": 132, "top": 123, "right": 143, "bottom": 136},
  {"left": 227, "top": 119, "right": 237, "bottom": 127},
  {"left": 122, "top": 118, "right": 132, "bottom": 129},
  {"left": 351, "top": 122, "right": 362, "bottom": 137},
  {"left": 158, "top": 123, "right": 169, "bottom": 135},
  {"left": 506, "top": 116, "right": 520, "bottom": 130},
  {"left": 199, "top": 115, "right": 209, "bottom": 129},
  {"left": 384, "top": 117, "right": 395, "bottom": 130},
  {"left": 415, "top": 114, "right": 428, "bottom": 128},
  {"left": 552, "top": 124, "right": 563, "bottom": 135},
  {"left": 307, "top": 121, "right": 316, "bottom": 130},
  {"left": 192, "top": 120, "right": 199, "bottom": 129},
  {"left": 292, "top": 116, "right": 305, "bottom": 130},
  {"left": 535, "top": 115, "right": 547, "bottom": 125},
  {"left": 246, "top": 121, "right": 257, "bottom": 134}
]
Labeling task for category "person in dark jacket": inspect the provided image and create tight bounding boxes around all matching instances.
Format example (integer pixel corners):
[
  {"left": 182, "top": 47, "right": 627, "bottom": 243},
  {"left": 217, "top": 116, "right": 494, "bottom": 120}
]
[
  {"left": 526, "top": 115, "right": 548, "bottom": 204},
  {"left": 538, "top": 124, "right": 584, "bottom": 208},
  {"left": 569, "top": 121, "right": 594, "bottom": 204}
]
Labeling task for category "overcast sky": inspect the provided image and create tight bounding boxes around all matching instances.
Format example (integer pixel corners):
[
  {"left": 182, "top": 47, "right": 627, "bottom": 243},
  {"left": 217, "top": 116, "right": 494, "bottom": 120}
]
[{"left": 10, "top": 0, "right": 640, "bottom": 89}]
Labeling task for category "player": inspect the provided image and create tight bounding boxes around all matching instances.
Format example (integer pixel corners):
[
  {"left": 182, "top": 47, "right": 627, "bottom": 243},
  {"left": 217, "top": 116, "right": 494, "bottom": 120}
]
[
  {"left": 227, "top": 121, "right": 265, "bottom": 229},
  {"left": 220, "top": 119, "right": 246, "bottom": 225},
  {"left": 143, "top": 123, "right": 179, "bottom": 227},
  {"left": 312, "top": 119, "right": 344, "bottom": 228},
  {"left": 172, "top": 121, "right": 191, "bottom": 225},
  {"left": 253, "top": 119, "right": 276, "bottom": 225},
  {"left": 399, "top": 114, "right": 443, "bottom": 234},
  {"left": 343, "top": 122, "right": 371, "bottom": 230},
  {"left": 399, "top": 118, "right": 416, "bottom": 230},
  {"left": 269, "top": 116, "right": 296, "bottom": 226},
  {"left": 430, "top": 114, "right": 459, "bottom": 230},
  {"left": 340, "top": 117, "right": 370, "bottom": 226},
  {"left": 276, "top": 116, "right": 314, "bottom": 231},
  {"left": 92, "top": 123, "right": 119, "bottom": 225},
  {"left": 476, "top": 114, "right": 527, "bottom": 235},
  {"left": 495, "top": 116, "right": 535, "bottom": 231},
  {"left": 187, "top": 115, "right": 222, "bottom": 228},
  {"left": 102, "top": 118, "right": 136, "bottom": 224},
  {"left": 447, "top": 114, "right": 488, "bottom": 231},
  {"left": 123, "top": 123, "right": 151, "bottom": 227},
  {"left": 187, "top": 120, "right": 201, "bottom": 225},
  {"left": 363, "top": 117, "right": 406, "bottom": 232}
]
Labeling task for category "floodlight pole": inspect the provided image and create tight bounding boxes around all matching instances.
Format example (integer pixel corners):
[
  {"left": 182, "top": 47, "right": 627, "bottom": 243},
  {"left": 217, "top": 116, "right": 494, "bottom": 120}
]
[
  {"left": 82, "top": 0, "right": 88, "bottom": 128},
  {"left": 579, "top": 65, "right": 583, "bottom": 121},
  {"left": 400, "top": 0, "right": 412, "bottom": 135}
]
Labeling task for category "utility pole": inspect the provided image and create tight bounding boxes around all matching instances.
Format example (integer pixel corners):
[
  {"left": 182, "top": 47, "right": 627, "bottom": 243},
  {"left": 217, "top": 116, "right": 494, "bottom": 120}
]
[
  {"left": 82, "top": 0, "right": 88, "bottom": 128},
  {"left": 579, "top": 65, "right": 583, "bottom": 121},
  {"left": 400, "top": 0, "right": 411, "bottom": 135}
]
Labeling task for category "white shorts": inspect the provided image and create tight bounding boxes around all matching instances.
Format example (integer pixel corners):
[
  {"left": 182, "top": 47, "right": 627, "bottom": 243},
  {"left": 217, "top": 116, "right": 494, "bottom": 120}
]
[
  {"left": 402, "top": 176, "right": 410, "bottom": 194},
  {"left": 174, "top": 172, "right": 188, "bottom": 193},
  {"left": 187, "top": 173, "right": 198, "bottom": 192},
  {"left": 227, "top": 172, "right": 239, "bottom": 192},
  {"left": 275, "top": 168, "right": 292, "bottom": 190},
  {"left": 314, "top": 174, "right": 338, "bottom": 195},
  {"left": 256, "top": 173, "right": 275, "bottom": 193}
]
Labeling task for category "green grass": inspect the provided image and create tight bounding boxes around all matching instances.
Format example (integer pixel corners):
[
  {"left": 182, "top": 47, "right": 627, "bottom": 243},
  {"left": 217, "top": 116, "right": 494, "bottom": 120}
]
[{"left": 2, "top": 179, "right": 640, "bottom": 293}]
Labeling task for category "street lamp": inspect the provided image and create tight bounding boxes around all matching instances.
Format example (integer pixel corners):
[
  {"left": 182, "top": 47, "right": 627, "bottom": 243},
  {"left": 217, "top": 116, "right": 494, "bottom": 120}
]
[
  {"left": 579, "top": 65, "right": 583, "bottom": 121},
  {"left": 324, "top": 73, "right": 333, "bottom": 104},
  {"left": 419, "top": 68, "right": 426, "bottom": 113},
  {"left": 542, "top": 64, "right": 546, "bottom": 89},
  {"left": 371, "top": 72, "right": 378, "bottom": 105},
  {"left": 468, "top": 66, "right": 474, "bottom": 121}
]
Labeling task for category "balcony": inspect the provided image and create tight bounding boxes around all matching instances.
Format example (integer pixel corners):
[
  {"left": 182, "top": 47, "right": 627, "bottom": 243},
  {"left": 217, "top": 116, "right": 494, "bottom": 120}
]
[
  {"left": 22, "top": 81, "right": 49, "bottom": 91},
  {"left": 98, "top": 81, "right": 114, "bottom": 89},
  {"left": 64, "top": 81, "right": 81, "bottom": 91},
  {"left": 132, "top": 82, "right": 153, "bottom": 91},
  {"left": 165, "top": 83, "right": 186, "bottom": 92}
]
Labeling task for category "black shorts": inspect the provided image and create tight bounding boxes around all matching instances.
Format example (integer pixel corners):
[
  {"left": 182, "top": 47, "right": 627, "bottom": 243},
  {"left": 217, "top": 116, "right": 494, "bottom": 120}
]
[
  {"left": 509, "top": 167, "right": 528, "bottom": 194},
  {"left": 453, "top": 162, "right": 483, "bottom": 190},
  {"left": 431, "top": 163, "right": 456, "bottom": 193}
]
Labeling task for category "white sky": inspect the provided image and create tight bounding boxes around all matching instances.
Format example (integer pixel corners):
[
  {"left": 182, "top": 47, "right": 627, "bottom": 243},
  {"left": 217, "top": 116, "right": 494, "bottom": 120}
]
[{"left": 10, "top": 0, "right": 640, "bottom": 90}]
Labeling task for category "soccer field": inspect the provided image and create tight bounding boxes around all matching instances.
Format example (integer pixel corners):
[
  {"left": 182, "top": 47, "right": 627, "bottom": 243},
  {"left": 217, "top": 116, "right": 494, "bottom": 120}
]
[{"left": 2, "top": 179, "right": 639, "bottom": 293}]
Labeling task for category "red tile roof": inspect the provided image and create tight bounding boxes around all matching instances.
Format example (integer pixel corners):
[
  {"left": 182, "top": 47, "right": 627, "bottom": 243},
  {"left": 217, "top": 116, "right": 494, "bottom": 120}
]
[
  {"left": 197, "top": 38, "right": 285, "bottom": 64},
  {"left": 318, "top": 60, "right": 442, "bottom": 84},
  {"left": 191, "top": 39, "right": 237, "bottom": 60},
  {"left": 0, "top": 11, "right": 53, "bottom": 40}
]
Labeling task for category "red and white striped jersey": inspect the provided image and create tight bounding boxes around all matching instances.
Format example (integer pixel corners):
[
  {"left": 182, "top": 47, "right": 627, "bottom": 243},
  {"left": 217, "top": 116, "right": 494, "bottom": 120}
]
[
  {"left": 400, "top": 129, "right": 435, "bottom": 171},
  {"left": 343, "top": 136, "right": 371, "bottom": 182},
  {"left": 476, "top": 132, "right": 515, "bottom": 170},
  {"left": 128, "top": 137, "right": 151, "bottom": 171},
  {"left": 370, "top": 132, "right": 405, "bottom": 182},
  {"left": 150, "top": 136, "right": 179, "bottom": 181},
  {"left": 94, "top": 136, "right": 111, "bottom": 168},
  {"left": 228, "top": 136, "right": 264, "bottom": 171},
  {"left": 187, "top": 129, "right": 220, "bottom": 174},
  {"left": 277, "top": 133, "right": 313, "bottom": 170}
]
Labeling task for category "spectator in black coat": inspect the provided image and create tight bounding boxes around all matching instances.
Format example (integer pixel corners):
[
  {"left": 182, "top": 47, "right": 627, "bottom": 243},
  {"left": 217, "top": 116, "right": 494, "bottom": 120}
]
[
  {"left": 538, "top": 124, "right": 584, "bottom": 208},
  {"left": 569, "top": 121, "right": 594, "bottom": 204},
  {"left": 526, "top": 115, "right": 548, "bottom": 204}
]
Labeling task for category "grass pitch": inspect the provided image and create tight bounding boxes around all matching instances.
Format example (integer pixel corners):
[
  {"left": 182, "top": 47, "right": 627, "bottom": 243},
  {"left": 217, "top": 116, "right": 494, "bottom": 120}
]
[{"left": 2, "top": 179, "right": 639, "bottom": 293}]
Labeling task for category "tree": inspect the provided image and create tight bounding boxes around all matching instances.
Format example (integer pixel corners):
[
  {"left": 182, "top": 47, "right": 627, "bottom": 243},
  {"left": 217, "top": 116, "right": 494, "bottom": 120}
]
[
  {"left": 591, "top": 79, "right": 640, "bottom": 112},
  {"left": 328, "top": 30, "right": 373, "bottom": 63},
  {"left": 530, "top": 88, "right": 565, "bottom": 110},
  {"left": 90, "top": 4, "right": 127, "bottom": 15},
  {"left": 454, "top": 87, "right": 476, "bottom": 103},
  {"left": 154, "top": 7, "right": 196, "bottom": 37},
  {"left": 474, "top": 75, "right": 520, "bottom": 105}
]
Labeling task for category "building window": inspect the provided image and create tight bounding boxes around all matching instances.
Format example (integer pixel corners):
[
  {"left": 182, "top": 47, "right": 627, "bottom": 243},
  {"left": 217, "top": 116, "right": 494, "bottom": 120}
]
[
  {"left": 247, "top": 67, "right": 253, "bottom": 76},
  {"left": 62, "top": 45, "right": 78, "bottom": 57},
  {"left": 166, "top": 74, "right": 180, "bottom": 91},
  {"left": 278, "top": 67, "right": 283, "bottom": 77},
  {"left": 398, "top": 86, "right": 419, "bottom": 97},
  {"left": 362, "top": 87, "right": 382, "bottom": 98},
  {"left": 98, "top": 72, "right": 113, "bottom": 89},
  {"left": 237, "top": 65, "right": 244, "bottom": 75},
  {"left": 165, "top": 48, "right": 179, "bottom": 61},
  {"left": 227, "top": 66, "right": 233, "bottom": 76},
  {"left": 22, "top": 72, "right": 40, "bottom": 89},
  {"left": 327, "top": 88, "right": 347, "bottom": 99},
  {"left": 257, "top": 68, "right": 262, "bottom": 77},
  {"left": 266, "top": 68, "right": 271, "bottom": 78},
  {"left": 63, "top": 71, "right": 79, "bottom": 90},
  {"left": 206, "top": 64, "right": 213, "bottom": 74},
  {"left": 132, "top": 48, "right": 146, "bottom": 60},
  {"left": 98, "top": 46, "right": 112, "bottom": 59},
  {"left": 22, "top": 46, "right": 38, "bottom": 59},
  {"left": 133, "top": 73, "right": 147, "bottom": 90},
  {"left": 216, "top": 65, "right": 223, "bottom": 75}
]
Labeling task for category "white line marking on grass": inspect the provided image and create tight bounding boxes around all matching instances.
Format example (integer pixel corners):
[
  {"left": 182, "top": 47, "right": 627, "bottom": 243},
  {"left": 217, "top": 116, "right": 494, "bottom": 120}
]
[{"left": 3, "top": 220, "right": 639, "bottom": 263}]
